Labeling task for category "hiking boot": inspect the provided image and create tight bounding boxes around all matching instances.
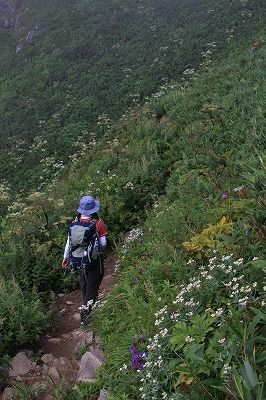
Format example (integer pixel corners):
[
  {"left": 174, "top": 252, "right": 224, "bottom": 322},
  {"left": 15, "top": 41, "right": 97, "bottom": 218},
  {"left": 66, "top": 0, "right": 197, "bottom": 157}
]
[{"left": 80, "top": 306, "right": 92, "bottom": 325}]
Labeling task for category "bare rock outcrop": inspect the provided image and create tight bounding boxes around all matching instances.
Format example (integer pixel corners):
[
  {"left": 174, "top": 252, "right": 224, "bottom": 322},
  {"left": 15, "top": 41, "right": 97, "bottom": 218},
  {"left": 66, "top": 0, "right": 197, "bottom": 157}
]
[{"left": 26, "top": 25, "right": 45, "bottom": 43}]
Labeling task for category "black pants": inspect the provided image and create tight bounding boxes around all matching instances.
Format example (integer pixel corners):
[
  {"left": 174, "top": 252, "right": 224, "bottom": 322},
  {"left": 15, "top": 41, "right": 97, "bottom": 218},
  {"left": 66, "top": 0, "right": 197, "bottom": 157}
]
[{"left": 78, "top": 258, "right": 104, "bottom": 306}]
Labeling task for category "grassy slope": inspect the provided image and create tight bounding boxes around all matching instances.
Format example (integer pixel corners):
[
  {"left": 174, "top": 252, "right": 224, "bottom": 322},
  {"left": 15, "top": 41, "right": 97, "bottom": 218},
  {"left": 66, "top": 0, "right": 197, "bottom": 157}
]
[
  {"left": 0, "top": 1, "right": 265, "bottom": 395},
  {"left": 0, "top": 0, "right": 265, "bottom": 193},
  {"left": 91, "top": 35, "right": 266, "bottom": 398}
]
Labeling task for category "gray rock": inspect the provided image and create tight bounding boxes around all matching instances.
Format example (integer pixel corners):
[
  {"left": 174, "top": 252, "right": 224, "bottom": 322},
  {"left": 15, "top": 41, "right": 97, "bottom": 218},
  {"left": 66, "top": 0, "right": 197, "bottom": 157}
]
[
  {"left": 19, "top": 349, "right": 33, "bottom": 358},
  {"left": 53, "top": 357, "right": 67, "bottom": 368},
  {"left": 26, "top": 25, "right": 45, "bottom": 43},
  {"left": 16, "top": 44, "right": 23, "bottom": 53},
  {"left": 48, "top": 366, "right": 60, "bottom": 380},
  {"left": 48, "top": 337, "right": 62, "bottom": 343},
  {"left": 97, "top": 389, "right": 108, "bottom": 400},
  {"left": 41, "top": 354, "right": 55, "bottom": 366},
  {"left": 42, "top": 364, "right": 49, "bottom": 374},
  {"left": 26, "top": 30, "right": 34, "bottom": 42},
  {"left": 1, "top": 387, "right": 17, "bottom": 400},
  {"left": 91, "top": 348, "right": 106, "bottom": 363},
  {"left": 72, "top": 329, "right": 85, "bottom": 340},
  {"left": 9, "top": 352, "right": 34, "bottom": 377},
  {"left": 77, "top": 349, "right": 106, "bottom": 382},
  {"left": 75, "top": 331, "right": 94, "bottom": 354},
  {"left": 74, "top": 312, "right": 81, "bottom": 321},
  {"left": 62, "top": 333, "right": 72, "bottom": 339},
  {"left": 59, "top": 357, "right": 67, "bottom": 365}
]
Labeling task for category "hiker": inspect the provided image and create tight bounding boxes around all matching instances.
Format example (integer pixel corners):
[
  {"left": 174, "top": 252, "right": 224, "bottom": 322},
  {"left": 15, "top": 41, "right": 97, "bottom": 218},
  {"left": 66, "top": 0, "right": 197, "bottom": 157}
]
[{"left": 62, "top": 195, "right": 107, "bottom": 323}]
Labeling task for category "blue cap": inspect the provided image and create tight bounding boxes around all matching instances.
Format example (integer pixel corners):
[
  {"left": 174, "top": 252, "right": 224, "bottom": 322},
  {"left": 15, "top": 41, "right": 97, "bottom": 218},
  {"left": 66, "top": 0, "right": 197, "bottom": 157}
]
[{"left": 77, "top": 196, "right": 100, "bottom": 215}]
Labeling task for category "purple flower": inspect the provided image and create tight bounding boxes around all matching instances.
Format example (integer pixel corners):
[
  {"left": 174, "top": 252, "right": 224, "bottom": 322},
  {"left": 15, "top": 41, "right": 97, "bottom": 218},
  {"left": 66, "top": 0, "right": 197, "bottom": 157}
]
[
  {"left": 221, "top": 194, "right": 229, "bottom": 199},
  {"left": 223, "top": 173, "right": 229, "bottom": 177},
  {"left": 130, "top": 346, "right": 138, "bottom": 355},
  {"left": 130, "top": 344, "right": 148, "bottom": 370},
  {"left": 205, "top": 197, "right": 210, "bottom": 202}
]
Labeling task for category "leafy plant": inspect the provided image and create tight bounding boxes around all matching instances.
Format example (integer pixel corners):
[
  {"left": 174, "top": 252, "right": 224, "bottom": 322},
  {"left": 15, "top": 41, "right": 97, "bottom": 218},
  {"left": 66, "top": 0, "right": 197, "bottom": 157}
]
[
  {"left": 0, "top": 277, "right": 48, "bottom": 356},
  {"left": 51, "top": 379, "right": 102, "bottom": 400},
  {"left": 183, "top": 216, "right": 234, "bottom": 255},
  {"left": 13, "top": 381, "right": 48, "bottom": 400}
]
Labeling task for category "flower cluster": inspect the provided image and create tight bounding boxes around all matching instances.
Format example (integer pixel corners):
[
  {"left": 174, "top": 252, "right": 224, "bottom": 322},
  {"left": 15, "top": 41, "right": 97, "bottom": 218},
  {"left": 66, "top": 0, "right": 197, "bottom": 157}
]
[
  {"left": 130, "top": 346, "right": 148, "bottom": 371},
  {"left": 0, "top": 180, "right": 10, "bottom": 204},
  {"left": 138, "top": 327, "right": 170, "bottom": 399},
  {"left": 135, "top": 253, "right": 263, "bottom": 399},
  {"left": 29, "top": 135, "right": 48, "bottom": 153},
  {"left": 119, "top": 337, "right": 148, "bottom": 373},
  {"left": 97, "top": 113, "right": 112, "bottom": 130},
  {"left": 121, "top": 228, "right": 144, "bottom": 254},
  {"left": 7, "top": 200, "right": 27, "bottom": 217}
]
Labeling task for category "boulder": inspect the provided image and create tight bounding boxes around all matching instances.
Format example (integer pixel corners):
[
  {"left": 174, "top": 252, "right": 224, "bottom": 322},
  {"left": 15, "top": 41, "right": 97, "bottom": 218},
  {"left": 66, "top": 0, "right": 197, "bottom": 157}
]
[
  {"left": 9, "top": 352, "right": 34, "bottom": 377},
  {"left": 77, "top": 349, "right": 106, "bottom": 382}
]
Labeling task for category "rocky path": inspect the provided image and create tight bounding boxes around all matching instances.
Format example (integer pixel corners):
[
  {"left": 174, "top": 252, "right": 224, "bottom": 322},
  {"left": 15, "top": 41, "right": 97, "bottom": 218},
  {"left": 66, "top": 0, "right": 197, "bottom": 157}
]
[
  {"left": 40, "top": 250, "right": 117, "bottom": 358},
  {"left": 1, "top": 251, "right": 117, "bottom": 400}
]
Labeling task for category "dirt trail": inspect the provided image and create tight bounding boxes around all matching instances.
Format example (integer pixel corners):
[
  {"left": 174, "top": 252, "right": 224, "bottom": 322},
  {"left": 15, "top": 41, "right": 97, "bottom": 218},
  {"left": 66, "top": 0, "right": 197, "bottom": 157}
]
[
  {"left": 0, "top": 251, "right": 117, "bottom": 398},
  {"left": 39, "top": 250, "right": 117, "bottom": 359}
]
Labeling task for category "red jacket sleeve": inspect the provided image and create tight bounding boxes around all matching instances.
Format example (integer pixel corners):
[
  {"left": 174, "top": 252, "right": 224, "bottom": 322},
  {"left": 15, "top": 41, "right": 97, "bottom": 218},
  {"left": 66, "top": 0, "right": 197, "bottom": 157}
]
[{"left": 96, "top": 219, "right": 107, "bottom": 237}]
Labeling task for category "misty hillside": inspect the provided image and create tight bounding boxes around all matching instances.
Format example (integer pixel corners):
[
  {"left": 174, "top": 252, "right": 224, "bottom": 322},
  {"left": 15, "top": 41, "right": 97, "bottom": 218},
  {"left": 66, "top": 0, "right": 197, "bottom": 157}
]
[
  {"left": 0, "top": 0, "right": 265, "bottom": 194},
  {"left": 0, "top": 0, "right": 265, "bottom": 398}
]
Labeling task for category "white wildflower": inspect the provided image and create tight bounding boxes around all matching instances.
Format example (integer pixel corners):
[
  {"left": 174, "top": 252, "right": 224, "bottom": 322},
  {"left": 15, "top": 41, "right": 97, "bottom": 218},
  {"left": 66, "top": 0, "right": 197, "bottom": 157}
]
[{"left": 185, "top": 336, "right": 195, "bottom": 343}]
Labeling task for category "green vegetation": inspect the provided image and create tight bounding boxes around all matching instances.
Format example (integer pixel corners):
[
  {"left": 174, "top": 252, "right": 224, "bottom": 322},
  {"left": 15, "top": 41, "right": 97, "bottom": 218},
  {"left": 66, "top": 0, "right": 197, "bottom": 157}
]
[
  {"left": 0, "top": 0, "right": 265, "bottom": 193},
  {"left": 90, "top": 38, "right": 266, "bottom": 398},
  {"left": 0, "top": 0, "right": 265, "bottom": 398}
]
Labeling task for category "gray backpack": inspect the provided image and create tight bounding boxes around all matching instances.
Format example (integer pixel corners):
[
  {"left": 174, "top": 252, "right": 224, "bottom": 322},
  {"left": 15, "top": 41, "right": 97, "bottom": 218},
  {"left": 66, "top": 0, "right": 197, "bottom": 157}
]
[{"left": 68, "top": 220, "right": 99, "bottom": 270}]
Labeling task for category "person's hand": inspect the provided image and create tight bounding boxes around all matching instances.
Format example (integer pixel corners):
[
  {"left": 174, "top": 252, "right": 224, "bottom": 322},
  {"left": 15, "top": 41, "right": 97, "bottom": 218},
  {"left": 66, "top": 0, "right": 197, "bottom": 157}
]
[{"left": 62, "top": 258, "right": 68, "bottom": 268}]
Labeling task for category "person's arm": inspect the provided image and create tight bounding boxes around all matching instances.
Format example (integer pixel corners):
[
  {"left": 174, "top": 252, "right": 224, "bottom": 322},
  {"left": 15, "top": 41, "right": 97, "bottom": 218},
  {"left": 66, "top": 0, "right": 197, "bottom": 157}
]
[
  {"left": 62, "top": 237, "right": 70, "bottom": 268},
  {"left": 96, "top": 219, "right": 107, "bottom": 251},
  {"left": 99, "top": 235, "right": 107, "bottom": 251}
]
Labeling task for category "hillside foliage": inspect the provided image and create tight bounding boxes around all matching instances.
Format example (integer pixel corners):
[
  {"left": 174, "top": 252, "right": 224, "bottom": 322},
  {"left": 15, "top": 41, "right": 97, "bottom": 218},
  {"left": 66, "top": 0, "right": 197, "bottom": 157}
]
[
  {"left": 0, "top": 0, "right": 265, "bottom": 398},
  {"left": 0, "top": 0, "right": 265, "bottom": 193}
]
